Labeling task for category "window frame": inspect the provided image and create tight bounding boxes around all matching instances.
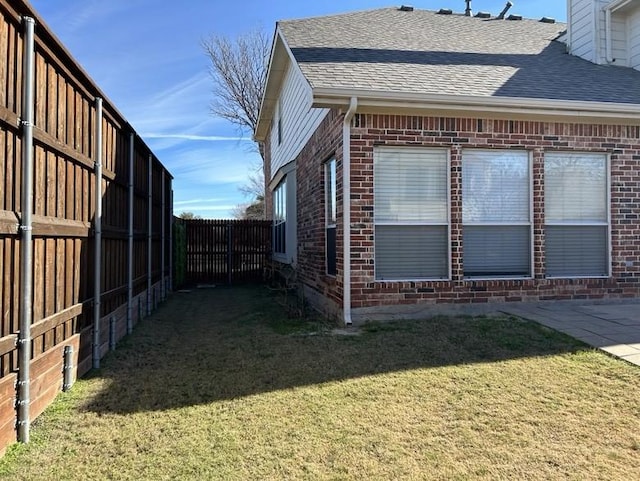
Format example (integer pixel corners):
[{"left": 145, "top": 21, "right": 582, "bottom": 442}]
[
  {"left": 373, "top": 146, "right": 451, "bottom": 282},
  {"left": 461, "top": 149, "right": 534, "bottom": 280},
  {"left": 325, "top": 158, "right": 337, "bottom": 276},
  {"left": 273, "top": 179, "right": 287, "bottom": 258},
  {"left": 544, "top": 151, "right": 611, "bottom": 279}
]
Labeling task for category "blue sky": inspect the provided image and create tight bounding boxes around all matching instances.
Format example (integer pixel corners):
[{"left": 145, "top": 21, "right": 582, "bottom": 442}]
[{"left": 28, "top": 1, "right": 566, "bottom": 218}]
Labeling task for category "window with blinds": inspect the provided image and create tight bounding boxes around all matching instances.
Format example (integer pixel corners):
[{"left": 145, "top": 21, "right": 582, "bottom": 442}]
[
  {"left": 273, "top": 179, "right": 287, "bottom": 255},
  {"left": 374, "top": 147, "right": 449, "bottom": 280},
  {"left": 462, "top": 149, "right": 531, "bottom": 278},
  {"left": 544, "top": 152, "right": 609, "bottom": 277},
  {"left": 325, "top": 158, "right": 337, "bottom": 276}
]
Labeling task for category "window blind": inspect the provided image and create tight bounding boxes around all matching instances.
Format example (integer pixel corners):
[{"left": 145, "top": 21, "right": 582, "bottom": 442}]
[
  {"left": 462, "top": 150, "right": 531, "bottom": 278},
  {"left": 545, "top": 153, "right": 608, "bottom": 277},
  {"left": 374, "top": 147, "right": 449, "bottom": 280}
]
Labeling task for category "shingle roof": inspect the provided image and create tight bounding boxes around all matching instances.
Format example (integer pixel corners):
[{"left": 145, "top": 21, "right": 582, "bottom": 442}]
[{"left": 278, "top": 8, "right": 640, "bottom": 105}]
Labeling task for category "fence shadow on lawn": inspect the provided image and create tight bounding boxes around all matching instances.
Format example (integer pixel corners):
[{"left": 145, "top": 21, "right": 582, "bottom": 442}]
[{"left": 82, "top": 286, "right": 588, "bottom": 414}]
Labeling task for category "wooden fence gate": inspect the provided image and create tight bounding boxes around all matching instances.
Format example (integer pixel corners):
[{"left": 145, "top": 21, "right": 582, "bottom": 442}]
[{"left": 176, "top": 219, "right": 272, "bottom": 286}]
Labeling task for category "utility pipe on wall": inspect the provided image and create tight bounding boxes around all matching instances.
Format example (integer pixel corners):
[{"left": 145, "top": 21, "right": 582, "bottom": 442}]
[
  {"left": 127, "top": 132, "right": 134, "bottom": 334},
  {"left": 92, "top": 97, "right": 103, "bottom": 370},
  {"left": 147, "top": 154, "right": 153, "bottom": 316},
  {"left": 342, "top": 97, "right": 358, "bottom": 326},
  {"left": 17, "top": 15, "right": 36, "bottom": 444}
]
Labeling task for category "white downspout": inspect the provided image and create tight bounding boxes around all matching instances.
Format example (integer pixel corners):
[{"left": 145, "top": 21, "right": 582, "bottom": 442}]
[
  {"left": 92, "top": 97, "right": 103, "bottom": 370},
  {"left": 342, "top": 97, "right": 357, "bottom": 326},
  {"left": 605, "top": 7, "right": 614, "bottom": 63},
  {"left": 17, "top": 15, "right": 36, "bottom": 444}
]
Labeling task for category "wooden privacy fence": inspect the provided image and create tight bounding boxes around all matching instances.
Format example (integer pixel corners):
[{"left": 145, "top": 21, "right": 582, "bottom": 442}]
[
  {"left": 0, "top": 0, "right": 172, "bottom": 453},
  {"left": 178, "top": 219, "right": 272, "bottom": 286}
]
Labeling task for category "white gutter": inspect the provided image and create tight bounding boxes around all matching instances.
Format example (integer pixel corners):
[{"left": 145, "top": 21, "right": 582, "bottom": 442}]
[
  {"left": 92, "top": 97, "right": 103, "bottom": 370},
  {"left": 342, "top": 97, "right": 357, "bottom": 326},
  {"left": 606, "top": 0, "right": 634, "bottom": 12},
  {"left": 312, "top": 88, "right": 640, "bottom": 121},
  {"left": 17, "top": 15, "right": 36, "bottom": 444}
]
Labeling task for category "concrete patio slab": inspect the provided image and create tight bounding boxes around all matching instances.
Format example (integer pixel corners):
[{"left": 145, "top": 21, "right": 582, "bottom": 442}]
[
  {"left": 621, "top": 353, "right": 640, "bottom": 365},
  {"left": 601, "top": 344, "right": 640, "bottom": 357},
  {"left": 501, "top": 301, "right": 640, "bottom": 367}
]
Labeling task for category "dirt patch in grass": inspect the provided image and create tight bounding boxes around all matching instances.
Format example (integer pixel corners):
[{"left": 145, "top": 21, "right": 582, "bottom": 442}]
[{"left": 1, "top": 286, "right": 638, "bottom": 480}]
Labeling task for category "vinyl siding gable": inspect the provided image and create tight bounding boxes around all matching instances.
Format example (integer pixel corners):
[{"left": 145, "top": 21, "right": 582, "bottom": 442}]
[
  {"left": 569, "top": 0, "right": 640, "bottom": 69},
  {"left": 571, "top": 0, "right": 597, "bottom": 61},
  {"left": 269, "top": 60, "right": 329, "bottom": 180}
]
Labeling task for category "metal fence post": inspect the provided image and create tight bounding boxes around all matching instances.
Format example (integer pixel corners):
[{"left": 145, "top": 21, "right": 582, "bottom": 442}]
[{"left": 62, "top": 345, "right": 74, "bottom": 392}]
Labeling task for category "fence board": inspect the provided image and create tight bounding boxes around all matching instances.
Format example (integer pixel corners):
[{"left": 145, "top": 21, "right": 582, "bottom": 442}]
[
  {"left": 0, "top": 0, "right": 173, "bottom": 454},
  {"left": 178, "top": 219, "right": 271, "bottom": 287}
]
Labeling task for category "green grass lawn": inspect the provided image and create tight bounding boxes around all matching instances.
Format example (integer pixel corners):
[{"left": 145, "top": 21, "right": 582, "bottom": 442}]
[{"left": 1, "top": 286, "right": 639, "bottom": 480}]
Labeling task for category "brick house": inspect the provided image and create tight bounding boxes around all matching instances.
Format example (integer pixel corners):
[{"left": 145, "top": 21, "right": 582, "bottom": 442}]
[{"left": 254, "top": 2, "right": 640, "bottom": 325}]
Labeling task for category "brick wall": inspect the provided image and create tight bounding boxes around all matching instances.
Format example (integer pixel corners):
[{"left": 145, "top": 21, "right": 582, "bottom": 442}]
[
  {"left": 295, "top": 109, "right": 344, "bottom": 315},
  {"left": 346, "top": 114, "right": 640, "bottom": 309}
]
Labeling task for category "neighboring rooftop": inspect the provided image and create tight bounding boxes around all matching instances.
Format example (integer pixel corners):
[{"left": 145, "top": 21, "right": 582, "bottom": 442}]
[{"left": 277, "top": 7, "right": 640, "bottom": 105}]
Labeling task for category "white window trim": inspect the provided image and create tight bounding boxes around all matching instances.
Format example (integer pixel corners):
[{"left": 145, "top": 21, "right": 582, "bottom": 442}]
[
  {"left": 273, "top": 179, "right": 287, "bottom": 260},
  {"left": 462, "top": 149, "right": 534, "bottom": 281},
  {"left": 325, "top": 158, "right": 337, "bottom": 229},
  {"left": 373, "top": 147, "right": 451, "bottom": 282},
  {"left": 544, "top": 152, "right": 612, "bottom": 279},
  {"left": 325, "top": 158, "right": 337, "bottom": 277}
]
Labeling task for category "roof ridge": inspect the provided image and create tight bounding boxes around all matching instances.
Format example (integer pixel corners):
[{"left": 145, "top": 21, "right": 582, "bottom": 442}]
[{"left": 277, "top": 7, "right": 566, "bottom": 26}]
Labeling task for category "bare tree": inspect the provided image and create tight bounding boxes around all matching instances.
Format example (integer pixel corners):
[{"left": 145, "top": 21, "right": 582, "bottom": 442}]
[
  {"left": 202, "top": 28, "right": 270, "bottom": 137},
  {"left": 202, "top": 28, "right": 270, "bottom": 218},
  {"left": 239, "top": 158, "right": 265, "bottom": 199}
]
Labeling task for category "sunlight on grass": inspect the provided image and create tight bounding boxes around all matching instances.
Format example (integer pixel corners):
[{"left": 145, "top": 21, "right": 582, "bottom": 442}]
[{"left": 0, "top": 287, "right": 638, "bottom": 480}]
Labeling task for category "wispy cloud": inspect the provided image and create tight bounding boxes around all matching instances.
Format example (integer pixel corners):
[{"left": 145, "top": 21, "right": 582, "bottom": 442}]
[
  {"left": 60, "top": 0, "right": 136, "bottom": 34},
  {"left": 174, "top": 198, "right": 226, "bottom": 206},
  {"left": 143, "top": 133, "right": 249, "bottom": 142},
  {"left": 168, "top": 145, "right": 259, "bottom": 186}
]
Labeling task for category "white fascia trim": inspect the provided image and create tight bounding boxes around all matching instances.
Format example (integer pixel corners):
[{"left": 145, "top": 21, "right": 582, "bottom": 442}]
[
  {"left": 255, "top": 28, "right": 317, "bottom": 142},
  {"left": 605, "top": 0, "right": 635, "bottom": 13},
  {"left": 254, "top": 28, "right": 281, "bottom": 142},
  {"left": 255, "top": 29, "right": 292, "bottom": 142},
  {"left": 312, "top": 88, "right": 640, "bottom": 121},
  {"left": 268, "top": 159, "right": 296, "bottom": 191}
]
